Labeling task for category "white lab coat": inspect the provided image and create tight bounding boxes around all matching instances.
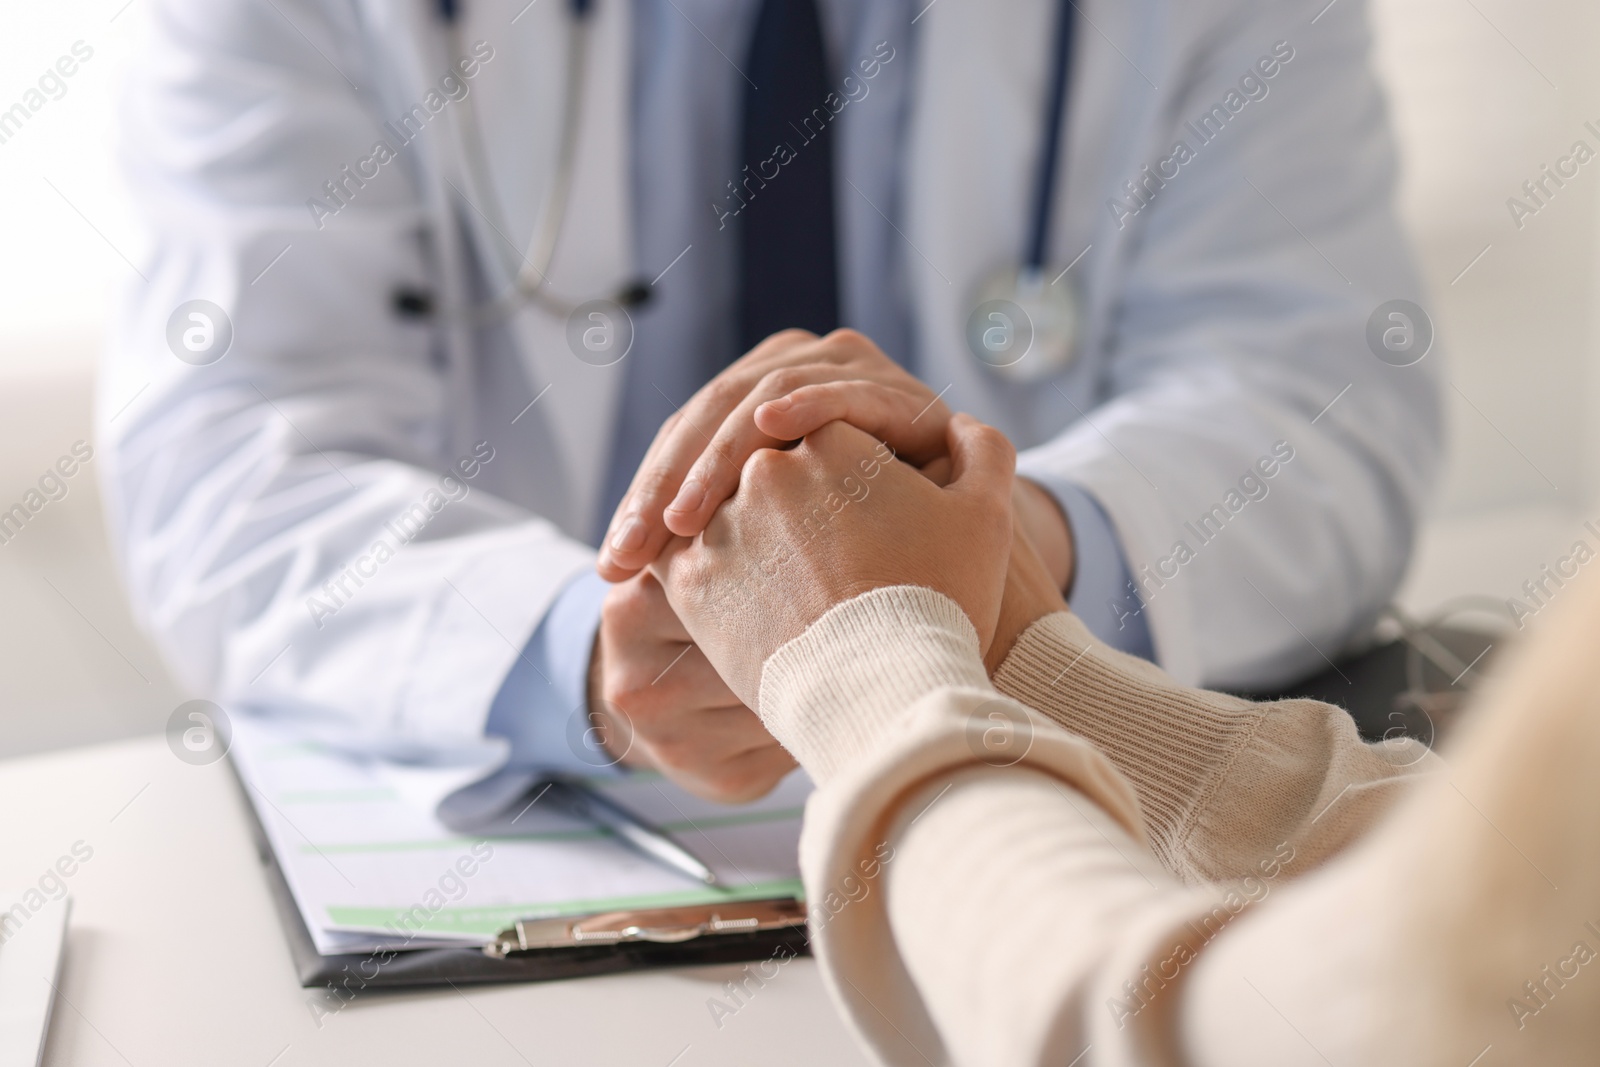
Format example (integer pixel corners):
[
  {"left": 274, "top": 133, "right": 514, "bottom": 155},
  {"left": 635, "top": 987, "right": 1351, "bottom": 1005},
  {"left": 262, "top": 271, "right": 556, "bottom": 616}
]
[{"left": 100, "top": 0, "right": 1440, "bottom": 758}]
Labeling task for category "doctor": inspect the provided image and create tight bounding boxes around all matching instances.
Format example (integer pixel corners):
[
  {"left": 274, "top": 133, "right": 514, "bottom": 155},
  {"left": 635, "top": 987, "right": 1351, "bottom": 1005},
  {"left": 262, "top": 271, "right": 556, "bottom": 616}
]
[{"left": 101, "top": 0, "right": 1439, "bottom": 798}]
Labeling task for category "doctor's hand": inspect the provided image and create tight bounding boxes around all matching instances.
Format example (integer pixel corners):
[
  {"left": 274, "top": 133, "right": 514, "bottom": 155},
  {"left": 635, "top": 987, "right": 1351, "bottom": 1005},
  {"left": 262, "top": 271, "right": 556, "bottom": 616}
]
[
  {"left": 596, "top": 328, "right": 950, "bottom": 583},
  {"left": 588, "top": 572, "right": 796, "bottom": 803},
  {"left": 650, "top": 416, "right": 1016, "bottom": 709}
]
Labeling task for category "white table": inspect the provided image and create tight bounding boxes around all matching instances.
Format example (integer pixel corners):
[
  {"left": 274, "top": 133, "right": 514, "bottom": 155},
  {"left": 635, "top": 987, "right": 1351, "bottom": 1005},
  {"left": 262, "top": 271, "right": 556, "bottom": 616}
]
[{"left": 0, "top": 738, "right": 870, "bottom": 1067}]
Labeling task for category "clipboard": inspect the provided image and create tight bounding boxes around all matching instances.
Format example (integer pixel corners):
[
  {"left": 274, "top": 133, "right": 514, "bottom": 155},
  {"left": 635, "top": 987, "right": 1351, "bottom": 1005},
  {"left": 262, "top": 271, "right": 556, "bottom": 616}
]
[{"left": 226, "top": 747, "right": 810, "bottom": 990}]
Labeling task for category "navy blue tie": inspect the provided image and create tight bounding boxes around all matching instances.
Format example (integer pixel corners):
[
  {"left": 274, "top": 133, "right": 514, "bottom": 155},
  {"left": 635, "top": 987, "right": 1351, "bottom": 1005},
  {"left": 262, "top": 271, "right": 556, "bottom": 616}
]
[{"left": 737, "top": 0, "right": 840, "bottom": 354}]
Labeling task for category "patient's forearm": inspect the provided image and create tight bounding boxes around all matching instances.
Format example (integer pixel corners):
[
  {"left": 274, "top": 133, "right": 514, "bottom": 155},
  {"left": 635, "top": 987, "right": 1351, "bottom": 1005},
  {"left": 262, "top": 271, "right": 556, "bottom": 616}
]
[
  {"left": 993, "top": 612, "right": 1434, "bottom": 883},
  {"left": 763, "top": 586, "right": 1600, "bottom": 1065},
  {"left": 756, "top": 588, "right": 1436, "bottom": 1065},
  {"left": 882, "top": 766, "right": 1222, "bottom": 1066}
]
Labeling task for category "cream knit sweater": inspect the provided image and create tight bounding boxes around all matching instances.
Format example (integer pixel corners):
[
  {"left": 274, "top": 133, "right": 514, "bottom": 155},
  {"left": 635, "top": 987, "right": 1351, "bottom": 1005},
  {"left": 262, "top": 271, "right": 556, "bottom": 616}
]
[{"left": 756, "top": 584, "right": 1600, "bottom": 1066}]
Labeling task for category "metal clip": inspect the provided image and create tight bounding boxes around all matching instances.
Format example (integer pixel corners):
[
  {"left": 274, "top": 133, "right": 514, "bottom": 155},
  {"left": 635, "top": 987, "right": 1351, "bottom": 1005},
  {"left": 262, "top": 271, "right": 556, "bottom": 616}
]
[{"left": 483, "top": 899, "right": 806, "bottom": 958}]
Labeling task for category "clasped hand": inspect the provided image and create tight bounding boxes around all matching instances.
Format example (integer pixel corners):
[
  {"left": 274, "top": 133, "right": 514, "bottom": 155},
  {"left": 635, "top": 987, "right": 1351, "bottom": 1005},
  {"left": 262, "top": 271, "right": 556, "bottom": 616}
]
[{"left": 588, "top": 329, "right": 1068, "bottom": 801}]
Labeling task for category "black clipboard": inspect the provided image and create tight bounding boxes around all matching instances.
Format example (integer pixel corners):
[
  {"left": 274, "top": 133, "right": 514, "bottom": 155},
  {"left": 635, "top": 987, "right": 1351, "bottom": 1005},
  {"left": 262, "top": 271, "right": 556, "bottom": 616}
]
[{"left": 227, "top": 759, "right": 810, "bottom": 989}]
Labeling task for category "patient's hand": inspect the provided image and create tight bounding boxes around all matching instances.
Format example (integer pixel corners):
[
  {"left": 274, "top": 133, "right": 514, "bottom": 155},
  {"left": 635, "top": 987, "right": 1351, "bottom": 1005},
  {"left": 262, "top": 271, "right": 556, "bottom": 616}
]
[
  {"left": 757, "top": 379, "right": 1075, "bottom": 595},
  {"left": 650, "top": 417, "right": 1015, "bottom": 708},
  {"left": 598, "top": 329, "right": 948, "bottom": 582}
]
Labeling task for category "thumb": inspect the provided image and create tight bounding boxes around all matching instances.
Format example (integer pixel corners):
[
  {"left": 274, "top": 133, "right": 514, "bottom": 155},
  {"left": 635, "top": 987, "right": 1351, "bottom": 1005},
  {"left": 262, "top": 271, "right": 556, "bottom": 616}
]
[{"left": 943, "top": 413, "right": 1016, "bottom": 509}]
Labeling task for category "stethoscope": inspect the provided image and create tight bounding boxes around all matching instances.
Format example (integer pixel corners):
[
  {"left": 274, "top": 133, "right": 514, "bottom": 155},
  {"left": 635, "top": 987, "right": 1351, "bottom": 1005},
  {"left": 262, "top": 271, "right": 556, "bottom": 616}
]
[
  {"left": 432, "top": 0, "right": 1081, "bottom": 380},
  {"left": 968, "top": 0, "right": 1081, "bottom": 381},
  {"left": 436, "top": 0, "right": 650, "bottom": 324}
]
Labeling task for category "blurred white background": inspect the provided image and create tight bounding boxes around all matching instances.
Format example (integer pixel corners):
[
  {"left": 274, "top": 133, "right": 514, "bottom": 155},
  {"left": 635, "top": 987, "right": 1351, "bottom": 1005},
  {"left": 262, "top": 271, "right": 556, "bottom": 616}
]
[
  {"left": 0, "top": 0, "right": 1596, "bottom": 759},
  {"left": 0, "top": 1, "right": 186, "bottom": 760}
]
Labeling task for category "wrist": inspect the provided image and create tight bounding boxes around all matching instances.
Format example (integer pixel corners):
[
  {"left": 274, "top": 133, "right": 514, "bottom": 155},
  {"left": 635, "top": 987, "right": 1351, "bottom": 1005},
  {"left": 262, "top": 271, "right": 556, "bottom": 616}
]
[
  {"left": 1013, "top": 477, "right": 1075, "bottom": 594},
  {"left": 985, "top": 528, "right": 1070, "bottom": 674}
]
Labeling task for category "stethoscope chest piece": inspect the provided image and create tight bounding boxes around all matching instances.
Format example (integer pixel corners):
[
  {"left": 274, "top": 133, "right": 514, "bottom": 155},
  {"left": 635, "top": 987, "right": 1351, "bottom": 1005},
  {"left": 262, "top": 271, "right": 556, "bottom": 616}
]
[
  {"left": 964, "top": 0, "right": 1082, "bottom": 385},
  {"left": 967, "top": 266, "right": 1080, "bottom": 382}
]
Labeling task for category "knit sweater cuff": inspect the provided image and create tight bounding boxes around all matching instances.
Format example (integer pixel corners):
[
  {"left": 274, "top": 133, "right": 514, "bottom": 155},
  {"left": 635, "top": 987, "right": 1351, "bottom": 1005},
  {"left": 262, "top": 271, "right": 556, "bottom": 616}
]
[
  {"left": 757, "top": 586, "right": 994, "bottom": 786},
  {"left": 992, "top": 611, "right": 1263, "bottom": 870}
]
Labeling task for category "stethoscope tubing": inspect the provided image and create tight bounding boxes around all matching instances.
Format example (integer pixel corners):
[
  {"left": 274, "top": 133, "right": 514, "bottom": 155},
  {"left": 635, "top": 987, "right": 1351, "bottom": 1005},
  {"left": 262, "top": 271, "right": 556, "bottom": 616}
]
[
  {"left": 437, "top": 0, "right": 610, "bottom": 324},
  {"left": 1025, "top": 0, "right": 1075, "bottom": 273}
]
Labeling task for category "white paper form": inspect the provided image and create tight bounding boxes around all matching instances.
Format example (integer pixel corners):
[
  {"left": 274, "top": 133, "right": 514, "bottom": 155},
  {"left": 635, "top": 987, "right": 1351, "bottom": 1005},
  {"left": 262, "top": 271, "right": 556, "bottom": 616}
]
[{"left": 228, "top": 716, "right": 810, "bottom": 956}]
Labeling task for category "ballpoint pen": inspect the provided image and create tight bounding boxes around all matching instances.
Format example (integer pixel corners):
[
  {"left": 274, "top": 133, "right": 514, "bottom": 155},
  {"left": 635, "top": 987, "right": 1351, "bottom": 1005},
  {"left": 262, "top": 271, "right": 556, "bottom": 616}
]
[{"left": 537, "top": 777, "right": 720, "bottom": 886}]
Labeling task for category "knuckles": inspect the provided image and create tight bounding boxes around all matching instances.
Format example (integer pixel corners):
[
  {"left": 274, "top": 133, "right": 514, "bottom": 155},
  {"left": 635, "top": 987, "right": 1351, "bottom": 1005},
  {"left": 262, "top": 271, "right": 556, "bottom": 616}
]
[
  {"left": 749, "top": 329, "right": 817, "bottom": 361},
  {"left": 699, "top": 373, "right": 753, "bottom": 413},
  {"left": 598, "top": 583, "right": 639, "bottom": 631},
  {"left": 599, "top": 574, "right": 664, "bottom": 635},
  {"left": 695, "top": 765, "right": 784, "bottom": 805},
  {"left": 978, "top": 423, "right": 1018, "bottom": 467},
  {"left": 599, "top": 650, "right": 681, "bottom": 730},
  {"left": 801, "top": 419, "right": 875, "bottom": 456},
  {"left": 740, "top": 445, "right": 788, "bottom": 485},
  {"left": 654, "top": 744, "right": 786, "bottom": 804},
  {"left": 605, "top": 673, "right": 666, "bottom": 726},
  {"left": 599, "top": 675, "right": 783, "bottom": 803},
  {"left": 819, "top": 327, "right": 874, "bottom": 364},
  {"left": 758, "top": 364, "right": 816, "bottom": 401}
]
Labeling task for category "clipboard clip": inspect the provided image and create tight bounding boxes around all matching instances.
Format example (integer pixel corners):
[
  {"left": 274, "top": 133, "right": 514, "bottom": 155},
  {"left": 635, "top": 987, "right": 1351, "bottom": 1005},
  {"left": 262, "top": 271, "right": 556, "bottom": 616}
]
[{"left": 483, "top": 899, "right": 807, "bottom": 958}]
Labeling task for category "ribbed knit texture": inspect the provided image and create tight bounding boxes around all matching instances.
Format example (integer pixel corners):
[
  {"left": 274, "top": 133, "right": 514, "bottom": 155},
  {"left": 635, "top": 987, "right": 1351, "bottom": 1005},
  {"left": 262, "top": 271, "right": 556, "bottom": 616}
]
[
  {"left": 993, "top": 611, "right": 1434, "bottom": 882},
  {"left": 752, "top": 586, "right": 1600, "bottom": 1065},
  {"left": 758, "top": 586, "right": 994, "bottom": 785},
  {"left": 994, "top": 612, "right": 1257, "bottom": 874}
]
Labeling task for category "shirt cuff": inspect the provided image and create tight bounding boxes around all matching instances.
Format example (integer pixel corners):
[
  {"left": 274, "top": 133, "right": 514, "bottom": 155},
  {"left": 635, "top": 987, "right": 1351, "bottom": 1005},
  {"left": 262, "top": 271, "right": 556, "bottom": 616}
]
[
  {"left": 484, "top": 568, "right": 622, "bottom": 776},
  {"left": 1019, "top": 474, "right": 1155, "bottom": 662}
]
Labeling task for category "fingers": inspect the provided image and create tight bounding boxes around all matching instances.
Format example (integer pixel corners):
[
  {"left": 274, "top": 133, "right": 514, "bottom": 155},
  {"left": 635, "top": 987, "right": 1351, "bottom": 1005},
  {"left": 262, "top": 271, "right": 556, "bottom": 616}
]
[
  {"left": 919, "top": 454, "right": 954, "bottom": 487},
  {"left": 665, "top": 372, "right": 960, "bottom": 539},
  {"left": 659, "top": 369, "right": 810, "bottom": 539},
  {"left": 649, "top": 533, "right": 693, "bottom": 589},
  {"left": 662, "top": 365, "right": 890, "bottom": 538},
  {"left": 597, "top": 405, "right": 726, "bottom": 582},
  {"left": 634, "top": 701, "right": 768, "bottom": 764},
  {"left": 600, "top": 570, "right": 691, "bottom": 645},
  {"left": 598, "top": 329, "right": 906, "bottom": 576},
  {"left": 944, "top": 413, "right": 1017, "bottom": 510},
  {"left": 614, "top": 653, "right": 793, "bottom": 803},
  {"left": 636, "top": 642, "right": 740, "bottom": 709},
  {"left": 694, "top": 741, "right": 799, "bottom": 804},
  {"left": 656, "top": 727, "right": 798, "bottom": 804},
  {"left": 597, "top": 331, "right": 819, "bottom": 581},
  {"left": 726, "top": 327, "right": 836, "bottom": 374},
  {"left": 753, "top": 380, "right": 952, "bottom": 465}
]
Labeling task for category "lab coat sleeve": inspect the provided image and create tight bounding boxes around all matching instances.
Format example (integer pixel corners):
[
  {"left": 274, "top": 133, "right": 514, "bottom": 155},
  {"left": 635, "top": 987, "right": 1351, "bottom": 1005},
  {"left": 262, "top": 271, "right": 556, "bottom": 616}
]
[
  {"left": 98, "top": 0, "right": 596, "bottom": 755},
  {"left": 1016, "top": 0, "right": 1443, "bottom": 689}
]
